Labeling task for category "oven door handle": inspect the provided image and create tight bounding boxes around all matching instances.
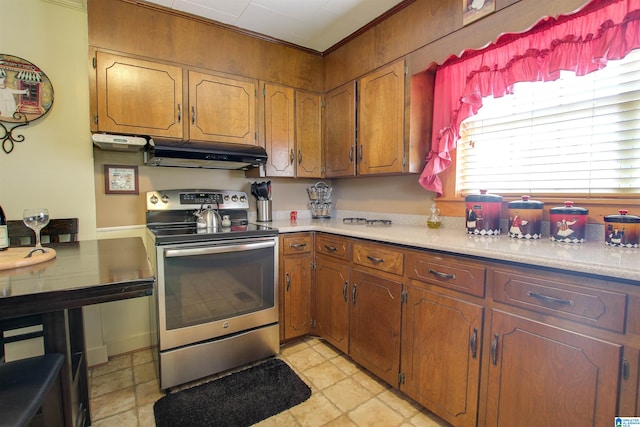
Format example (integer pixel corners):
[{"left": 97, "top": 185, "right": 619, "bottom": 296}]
[{"left": 164, "top": 240, "right": 275, "bottom": 258}]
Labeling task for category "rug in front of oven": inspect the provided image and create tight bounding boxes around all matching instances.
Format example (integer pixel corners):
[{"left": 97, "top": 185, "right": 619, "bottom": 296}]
[{"left": 153, "top": 358, "right": 311, "bottom": 427}]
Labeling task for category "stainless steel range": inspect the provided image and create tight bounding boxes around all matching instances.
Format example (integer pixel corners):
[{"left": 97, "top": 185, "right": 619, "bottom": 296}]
[{"left": 145, "top": 189, "right": 279, "bottom": 390}]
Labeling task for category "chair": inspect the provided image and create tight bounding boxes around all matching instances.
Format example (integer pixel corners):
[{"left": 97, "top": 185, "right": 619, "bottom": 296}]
[
  {"left": 7, "top": 218, "right": 78, "bottom": 247},
  {"left": 0, "top": 353, "right": 64, "bottom": 427}
]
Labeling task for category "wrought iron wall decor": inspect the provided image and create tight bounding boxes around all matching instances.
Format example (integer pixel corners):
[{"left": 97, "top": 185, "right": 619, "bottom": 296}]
[{"left": 0, "top": 54, "right": 54, "bottom": 154}]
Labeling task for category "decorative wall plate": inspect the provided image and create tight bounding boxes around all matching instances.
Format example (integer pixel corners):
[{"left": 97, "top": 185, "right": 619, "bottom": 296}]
[{"left": 0, "top": 54, "right": 54, "bottom": 153}]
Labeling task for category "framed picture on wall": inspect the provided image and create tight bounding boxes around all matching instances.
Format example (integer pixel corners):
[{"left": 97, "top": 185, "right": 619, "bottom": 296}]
[
  {"left": 463, "top": 0, "right": 495, "bottom": 26},
  {"left": 104, "top": 164, "right": 139, "bottom": 195}
]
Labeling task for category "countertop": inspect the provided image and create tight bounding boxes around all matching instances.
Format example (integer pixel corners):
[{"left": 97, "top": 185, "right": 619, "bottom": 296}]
[
  {"left": 270, "top": 218, "right": 640, "bottom": 284},
  {"left": 0, "top": 237, "right": 155, "bottom": 319}
]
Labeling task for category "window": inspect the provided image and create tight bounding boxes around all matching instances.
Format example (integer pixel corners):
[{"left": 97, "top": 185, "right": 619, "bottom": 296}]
[{"left": 457, "top": 49, "right": 640, "bottom": 197}]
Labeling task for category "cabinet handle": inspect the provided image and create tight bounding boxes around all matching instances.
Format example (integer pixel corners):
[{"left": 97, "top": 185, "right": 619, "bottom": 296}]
[
  {"left": 177, "top": 104, "right": 181, "bottom": 123},
  {"left": 349, "top": 146, "right": 354, "bottom": 162},
  {"left": 490, "top": 334, "right": 499, "bottom": 366},
  {"left": 298, "top": 149, "right": 302, "bottom": 164},
  {"left": 290, "top": 242, "right": 307, "bottom": 249},
  {"left": 428, "top": 269, "right": 456, "bottom": 280},
  {"left": 191, "top": 105, "right": 196, "bottom": 125},
  {"left": 623, "top": 359, "right": 630, "bottom": 380},
  {"left": 286, "top": 273, "right": 291, "bottom": 291},
  {"left": 342, "top": 281, "right": 348, "bottom": 302},
  {"left": 526, "top": 291, "right": 575, "bottom": 306},
  {"left": 290, "top": 149, "right": 295, "bottom": 165},
  {"left": 352, "top": 284, "right": 357, "bottom": 304},
  {"left": 470, "top": 327, "right": 478, "bottom": 359},
  {"left": 324, "top": 245, "right": 337, "bottom": 252},
  {"left": 366, "top": 255, "right": 384, "bottom": 264},
  {"left": 358, "top": 144, "right": 363, "bottom": 161}
]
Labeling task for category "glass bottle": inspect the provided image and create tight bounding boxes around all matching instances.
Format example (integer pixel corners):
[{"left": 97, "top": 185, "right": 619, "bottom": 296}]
[{"left": 427, "top": 203, "right": 441, "bottom": 229}]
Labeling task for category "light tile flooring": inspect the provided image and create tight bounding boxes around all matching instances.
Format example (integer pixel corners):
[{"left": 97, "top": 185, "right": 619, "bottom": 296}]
[{"left": 88, "top": 337, "right": 451, "bottom": 427}]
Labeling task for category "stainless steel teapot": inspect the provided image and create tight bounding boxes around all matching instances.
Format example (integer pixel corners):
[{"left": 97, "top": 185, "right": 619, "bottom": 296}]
[{"left": 194, "top": 203, "right": 222, "bottom": 229}]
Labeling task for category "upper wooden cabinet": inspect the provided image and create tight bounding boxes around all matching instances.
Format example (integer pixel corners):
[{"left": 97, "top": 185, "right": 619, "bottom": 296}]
[
  {"left": 263, "top": 83, "right": 322, "bottom": 177},
  {"left": 188, "top": 71, "right": 257, "bottom": 145},
  {"left": 357, "top": 60, "right": 405, "bottom": 175},
  {"left": 324, "top": 59, "right": 426, "bottom": 178},
  {"left": 94, "top": 52, "right": 258, "bottom": 145},
  {"left": 324, "top": 82, "right": 356, "bottom": 177},
  {"left": 95, "top": 51, "right": 183, "bottom": 138}
]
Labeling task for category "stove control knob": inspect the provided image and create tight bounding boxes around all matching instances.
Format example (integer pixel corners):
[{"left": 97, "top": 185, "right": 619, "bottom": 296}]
[
  {"left": 223, "top": 195, "right": 230, "bottom": 201},
  {"left": 231, "top": 195, "right": 238, "bottom": 202},
  {"left": 240, "top": 195, "right": 246, "bottom": 202},
  {"left": 149, "top": 195, "right": 159, "bottom": 204},
  {"left": 161, "top": 195, "right": 170, "bottom": 204}
]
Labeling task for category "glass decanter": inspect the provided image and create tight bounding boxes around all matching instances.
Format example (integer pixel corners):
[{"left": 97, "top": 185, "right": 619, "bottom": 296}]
[{"left": 427, "top": 203, "right": 441, "bottom": 229}]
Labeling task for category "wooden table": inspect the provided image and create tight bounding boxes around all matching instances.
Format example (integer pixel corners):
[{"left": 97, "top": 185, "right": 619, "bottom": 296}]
[{"left": 0, "top": 237, "right": 155, "bottom": 427}]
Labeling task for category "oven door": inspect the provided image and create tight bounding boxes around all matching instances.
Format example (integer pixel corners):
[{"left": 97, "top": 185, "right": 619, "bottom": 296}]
[{"left": 155, "top": 236, "right": 278, "bottom": 350}]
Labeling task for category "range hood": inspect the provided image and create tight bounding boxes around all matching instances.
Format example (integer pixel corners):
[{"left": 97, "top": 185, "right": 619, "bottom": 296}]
[
  {"left": 144, "top": 139, "right": 268, "bottom": 170},
  {"left": 92, "top": 133, "right": 147, "bottom": 152}
]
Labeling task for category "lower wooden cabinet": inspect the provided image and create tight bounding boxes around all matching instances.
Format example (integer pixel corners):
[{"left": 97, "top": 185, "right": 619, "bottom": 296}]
[
  {"left": 485, "top": 309, "right": 622, "bottom": 427},
  {"left": 314, "top": 255, "right": 350, "bottom": 353},
  {"left": 400, "top": 284, "right": 483, "bottom": 427},
  {"left": 280, "top": 234, "right": 313, "bottom": 342},
  {"left": 350, "top": 269, "right": 402, "bottom": 386}
]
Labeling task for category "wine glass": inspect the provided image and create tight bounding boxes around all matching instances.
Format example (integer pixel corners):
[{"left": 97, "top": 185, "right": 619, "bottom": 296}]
[{"left": 23, "top": 208, "right": 50, "bottom": 250}]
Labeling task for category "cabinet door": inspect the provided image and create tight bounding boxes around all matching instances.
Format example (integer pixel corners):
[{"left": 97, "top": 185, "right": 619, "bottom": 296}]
[
  {"left": 358, "top": 60, "right": 405, "bottom": 175},
  {"left": 400, "top": 284, "right": 483, "bottom": 427},
  {"left": 314, "top": 256, "right": 350, "bottom": 353},
  {"left": 486, "top": 310, "right": 621, "bottom": 427},
  {"left": 96, "top": 52, "right": 183, "bottom": 138},
  {"left": 282, "top": 254, "right": 312, "bottom": 340},
  {"left": 324, "top": 82, "right": 356, "bottom": 177},
  {"left": 350, "top": 269, "right": 402, "bottom": 386},
  {"left": 296, "top": 90, "right": 323, "bottom": 178},
  {"left": 188, "top": 71, "right": 257, "bottom": 145},
  {"left": 264, "top": 83, "right": 295, "bottom": 177}
]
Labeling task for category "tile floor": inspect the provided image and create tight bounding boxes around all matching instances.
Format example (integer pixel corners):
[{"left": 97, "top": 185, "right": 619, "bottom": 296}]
[{"left": 88, "top": 337, "right": 451, "bottom": 426}]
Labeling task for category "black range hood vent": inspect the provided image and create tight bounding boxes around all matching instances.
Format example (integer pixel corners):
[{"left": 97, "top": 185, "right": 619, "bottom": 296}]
[{"left": 144, "top": 139, "right": 267, "bottom": 170}]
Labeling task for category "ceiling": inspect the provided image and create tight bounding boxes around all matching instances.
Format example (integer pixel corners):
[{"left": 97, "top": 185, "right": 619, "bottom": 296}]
[{"left": 141, "top": 0, "right": 406, "bottom": 53}]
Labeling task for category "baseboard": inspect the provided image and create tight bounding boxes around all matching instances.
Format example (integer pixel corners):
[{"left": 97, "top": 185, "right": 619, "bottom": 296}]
[{"left": 86, "top": 344, "right": 109, "bottom": 367}]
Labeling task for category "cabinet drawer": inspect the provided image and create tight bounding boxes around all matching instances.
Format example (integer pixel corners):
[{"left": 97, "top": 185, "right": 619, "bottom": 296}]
[
  {"left": 406, "top": 252, "right": 486, "bottom": 297},
  {"left": 315, "top": 234, "right": 350, "bottom": 260},
  {"left": 282, "top": 234, "right": 312, "bottom": 255},
  {"left": 492, "top": 269, "right": 627, "bottom": 332},
  {"left": 352, "top": 242, "right": 403, "bottom": 276}
]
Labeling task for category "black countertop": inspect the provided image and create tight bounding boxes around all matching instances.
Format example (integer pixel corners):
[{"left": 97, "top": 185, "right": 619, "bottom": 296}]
[{"left": 0, "top": 237, "right": 155, "bottom": 320}]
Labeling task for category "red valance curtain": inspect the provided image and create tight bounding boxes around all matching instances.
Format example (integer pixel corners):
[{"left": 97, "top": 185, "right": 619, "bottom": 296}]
[{"left": 419, "top": 0, "right": 640, "bottom": 196}]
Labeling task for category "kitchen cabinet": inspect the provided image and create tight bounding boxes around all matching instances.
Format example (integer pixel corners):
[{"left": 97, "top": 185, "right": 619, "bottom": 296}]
[
  {"left": 485, "top": 309, "right": 621, "bottom": 426},
  {"left": 94, "top": 51, "right": 183, "bottom": 138},
  {"left": 357, "top": 60, "right": 406, "bottom": 175},
  {"left": 94, "top": 51, "right": 258, "bottom": 145},
  {"left": 263, "top": 84, "right": 322, "bottom": 177},
  {"left": 279, "top": 234, "right": 313, "bottom": 342},
  {"left": 400, "top": 251, "right": 485, "bottom": 427},
  {"left": 324, "top": 60, "right": 407, "bottom": 177},
  {"left": 314, "top": 234, "right": 351, "bottom": 353},
  {"left": 188, "top": 70, "right": 257, "bottom": 145},
  {"left": 350, "top": 268, "right": 402, "bottom": 386},
  {"left": 314, "top": 235, "right": 403, "bottom": 386},
  {"left": 324, "top": 82, "right": 356, "bottom": 177}
]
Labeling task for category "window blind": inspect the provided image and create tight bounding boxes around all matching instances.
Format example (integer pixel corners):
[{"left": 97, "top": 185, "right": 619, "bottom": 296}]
[{"left": 457, "top": 49, "right": 640, "bottom": 197}]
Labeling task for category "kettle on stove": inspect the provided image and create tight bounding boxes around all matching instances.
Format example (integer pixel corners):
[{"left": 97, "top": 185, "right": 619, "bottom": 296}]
[{"left": 194, "top": 202, "right": 222, "bottom": 229}]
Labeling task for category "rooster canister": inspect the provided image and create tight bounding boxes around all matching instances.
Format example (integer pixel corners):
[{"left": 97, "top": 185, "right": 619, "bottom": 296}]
[
  {"left": 508, "top": 195, "right": 543, "bottom": 239},
  {"left": 549, "top": 201, "right": 588, "bottom": 243},
  {"left": 465, "top": 190, "right": 502, "bottom": 235},
  {"left": 604, "top": 210, "right": 640, "bottom": 248}
]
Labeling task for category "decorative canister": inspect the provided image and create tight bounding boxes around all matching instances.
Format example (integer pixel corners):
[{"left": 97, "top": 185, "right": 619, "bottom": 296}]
[
  {"left": 508, "top": 195, "right": 544, "bottom": 239},
  {"left": 549, "top": 201, "right": 588, "bottom": 243},
  {"left": 604, "top": 210, "right": 640, "bottom": 248},
  {"left": 465, "top": 190, "right": 502, "bottom": 236}
]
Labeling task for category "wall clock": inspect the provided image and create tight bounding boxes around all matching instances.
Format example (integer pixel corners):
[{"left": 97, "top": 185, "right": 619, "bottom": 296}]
[{"left": 0, "top": 54, "right": 54, "bottom": 154}]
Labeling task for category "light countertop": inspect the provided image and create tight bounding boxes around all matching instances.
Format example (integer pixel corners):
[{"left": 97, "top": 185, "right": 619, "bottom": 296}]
[{"left": 269, "top": 217, "right": 640, "bottom": 284}]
